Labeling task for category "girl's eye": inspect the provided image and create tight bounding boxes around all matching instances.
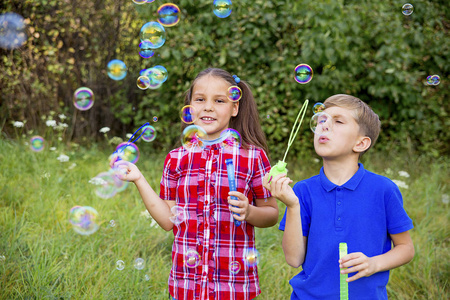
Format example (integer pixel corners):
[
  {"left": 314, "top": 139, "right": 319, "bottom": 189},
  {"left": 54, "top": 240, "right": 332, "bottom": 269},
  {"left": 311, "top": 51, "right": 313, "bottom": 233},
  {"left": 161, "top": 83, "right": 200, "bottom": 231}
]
[
  {"left": 216, "top": 99, "right": 225, "bottom": 103},
  {"left": 195, "top": 98, "right": 204, "bottom": 102}
]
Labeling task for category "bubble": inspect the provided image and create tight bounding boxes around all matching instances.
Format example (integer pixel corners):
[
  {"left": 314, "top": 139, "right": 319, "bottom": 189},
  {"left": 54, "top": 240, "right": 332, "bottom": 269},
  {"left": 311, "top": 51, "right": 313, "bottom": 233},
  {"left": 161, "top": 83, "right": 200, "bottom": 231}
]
[
  {"left": 184, "top": 249, "right": 201, "bottom": 268},
  {"left": 144, "top": 274, "right": 150, "bottom": 281},
  {"left": 229, "top": 261, "right": 241, "bottom": 274},
  {"left": 0, "top": 13, "right": 27, "bottom": 50},
  {"left": 182, "top": 125, "right": 208, "bottom": 151},
  {"left": 139, "top": 42, "right": 155, "bottom": 59},
  {"left": 141, "top": 125, "right": 156, "bottom": 142},
  {"left": 137, "top": 76, "right": 150, "bottom": 90},
  {"left": 134, "top": 258, "right": 145, "bottom": 270},
  {"left": 157, "top": 3, "right": 181, "bottom": 27},
  {"left": 227, "top": 86, "right": 242, "bottom": 102},
  {"left": 107, "top": 59, "right": 127, "bottom": 81},
  {"left": 213, "top": 0, "right": 232, "bottom": 18},
  {"left": 140, "top": 68, "right": 164, "bottom": 89},
  {"left": 69, "top": 206, "right": 99, "bottom": 236},
  {"left": 313, "top": 102, "right": 325, "bottom": 114},
  {"left": 220, "top": 128, "right": 241, "bottom": 150},
  {"left": 402, "top": 3, "right": 414, "bottom": 16},
  {"left": 132, "top": 0, "right": 147, "bottom": 4},
  {"left": 116, "top": 260, "right": 125, "bottom": 271},
  {"left": 169, "top": 205, "right": 187, "bottom": 225},
  {"left": 180, "top": 105, "right": 197, "bottom": 124},
  {"left": 109, "top": 220, "right": 116, "bottom": 227},
  {"left": 294, "top": 64, "right": 313, "bottom": 84},
  {"left": 153, "top": 116, "right": 158, "bottom": 122},
  {"left": 115, "top": 142, "right": 140, "bottom": 164},
  {"left": 426, "top": 75, "right": 440, "bottom": 86},
  {"left": 30, "top": 136, "right": 45, "bottom": 152},
  {"left": 310, "top": 112, "right": 333, "bottom": 136},
  {"left": 92, "top": 172, "right": 118, "bottom": 199},
  {"left": 152, "top": 65, "right": 168, "bottom": 83},
  {"left": 139, "top": 22, "right": 166, "bottom": 49},
  {"left": 243, "top": 248, "right": 259, "bottom": 267},
  {"left": 73, "top": 87, "right": 94, "bottom": 111},
  {"left": 110, "top": 169, "right": 129, "bottom": 192}
]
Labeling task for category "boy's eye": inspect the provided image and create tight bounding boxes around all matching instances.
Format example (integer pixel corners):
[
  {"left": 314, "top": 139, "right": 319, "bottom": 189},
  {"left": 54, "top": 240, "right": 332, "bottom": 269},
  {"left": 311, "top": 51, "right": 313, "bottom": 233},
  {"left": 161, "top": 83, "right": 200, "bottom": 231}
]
[{"left": 336, "top": 120, "right": 343, "bottom": 124}]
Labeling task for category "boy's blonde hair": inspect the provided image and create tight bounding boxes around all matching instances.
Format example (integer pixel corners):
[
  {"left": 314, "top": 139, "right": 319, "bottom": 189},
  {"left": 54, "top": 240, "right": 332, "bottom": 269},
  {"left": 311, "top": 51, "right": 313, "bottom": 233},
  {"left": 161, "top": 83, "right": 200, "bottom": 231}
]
[{"left": 324, "top": 94, "right": 381, "bottom": 156}]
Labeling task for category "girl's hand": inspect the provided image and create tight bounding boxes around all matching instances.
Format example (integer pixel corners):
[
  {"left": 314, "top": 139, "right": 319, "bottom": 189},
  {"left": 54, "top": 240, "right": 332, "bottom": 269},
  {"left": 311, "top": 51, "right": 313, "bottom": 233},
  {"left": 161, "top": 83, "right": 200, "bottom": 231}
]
[
  {"left": 228, "top": 191, "right": 250, "bottom": 222},
  {"left": 112, "top": 161, "right": 142, "bottom": 182},
  {"left": 339, "top": 252, "right": 377, "bottom": 282},
  {"left": 262, "top": 173, "right": 298, "bottom": 208}
]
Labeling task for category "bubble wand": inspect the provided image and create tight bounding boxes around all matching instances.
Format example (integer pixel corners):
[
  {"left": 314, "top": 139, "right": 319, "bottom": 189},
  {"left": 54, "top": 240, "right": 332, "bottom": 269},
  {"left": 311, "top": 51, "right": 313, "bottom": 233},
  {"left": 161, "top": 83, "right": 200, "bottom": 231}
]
[
  {"left": 112, "top": 122, "right": 150, "bottom": 163},
  {"left": 267, "top": 99, "right": 309, "bottom": 183},
  {"left": 225, "top": 158, "right": 241, "bottom": 227},
  {"left": 339, "top": 242, "right": 349, "bottom": 300}
]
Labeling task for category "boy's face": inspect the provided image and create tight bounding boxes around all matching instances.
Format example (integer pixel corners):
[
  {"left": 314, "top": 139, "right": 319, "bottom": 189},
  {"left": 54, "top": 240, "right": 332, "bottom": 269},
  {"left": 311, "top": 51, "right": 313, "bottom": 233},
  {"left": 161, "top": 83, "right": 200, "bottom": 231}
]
[{"left": 314, "top": 106, "right": 366, "bottom": 160}]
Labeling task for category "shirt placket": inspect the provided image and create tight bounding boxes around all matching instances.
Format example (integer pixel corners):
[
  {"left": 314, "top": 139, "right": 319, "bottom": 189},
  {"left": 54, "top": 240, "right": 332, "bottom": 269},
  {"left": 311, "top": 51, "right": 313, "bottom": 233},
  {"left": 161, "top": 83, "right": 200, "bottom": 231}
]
[
  {"left": 335, "top": 187, "right": 344, "bottom": 231},
  {"left": 199, "top": 146, "right": 214, "bottom": 300}
]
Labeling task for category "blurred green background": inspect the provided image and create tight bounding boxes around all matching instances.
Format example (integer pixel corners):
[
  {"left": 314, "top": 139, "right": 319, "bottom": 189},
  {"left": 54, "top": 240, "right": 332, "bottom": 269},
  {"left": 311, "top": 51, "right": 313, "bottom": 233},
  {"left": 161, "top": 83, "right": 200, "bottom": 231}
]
[{"left": 1, "top": 0, "right": 448, "bottom": 159}]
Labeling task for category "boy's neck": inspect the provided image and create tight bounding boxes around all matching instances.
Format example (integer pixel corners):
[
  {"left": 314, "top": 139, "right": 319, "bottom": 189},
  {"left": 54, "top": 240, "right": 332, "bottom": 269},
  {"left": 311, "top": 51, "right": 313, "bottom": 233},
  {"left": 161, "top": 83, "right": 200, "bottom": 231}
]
[{"left": 322, "top": 157, "right": 360, "bottom": 186}]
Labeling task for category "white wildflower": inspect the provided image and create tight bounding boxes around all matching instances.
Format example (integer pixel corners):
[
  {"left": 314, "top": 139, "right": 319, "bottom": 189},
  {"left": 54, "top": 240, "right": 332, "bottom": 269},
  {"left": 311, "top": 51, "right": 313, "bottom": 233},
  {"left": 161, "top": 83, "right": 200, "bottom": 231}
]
[
  {"left": 392, "top": 179, "right": 409, "bottom": 189},
  {"left": 55, "top": 122, "right": 69, "bottom": 131},
  {"left": 398, "top": 171, "right": 410, "bottom": 178},
  {"left": 13, "top": 121, "right": 24, "bottom": 128},
  {"left": 109, "top": 137, "right": 123, "bottom": 145},
  {"left": 126, "top": 133, "right": 132, "bottom": 139},
  {"left": 313, "top": 158, "right": 320, "bottom": 163},
  {"left": 68, "top": 163, "right": 77, "bottom": 170},
  {"left": 42, "top": 171, "right": 51, "bottom": 179},
  {"left": 57, "top": 154, "right": 69, "bottom": 162},
  {"left": 99, "top": 127, "right": 110, "bottom": 133},
  {"left": 49, "top": 147, "right": 56, "bottom": 151},
  {"left": 140, "top": 210, "right": 151, "bottom": 219},
  {"left": 89, "top": 177, "right": 107, "bottom": 185},
  {"left": 149, "top": 218, "right": 158, "bottom": 228},
  {"left": 0, "top": 255, "right": 5, "bottom": 262},
  {"left": 58, "top": 137, "right": 62, "bottom": 141},
  {"left": 46, "top": 120, "right": 57, "bottom": 127},
  {"left": 442, "top": 194, "right": 449, "bottom": 205},
  {"left": 59, "top": 114, "right": 67, "bottom": 120}
]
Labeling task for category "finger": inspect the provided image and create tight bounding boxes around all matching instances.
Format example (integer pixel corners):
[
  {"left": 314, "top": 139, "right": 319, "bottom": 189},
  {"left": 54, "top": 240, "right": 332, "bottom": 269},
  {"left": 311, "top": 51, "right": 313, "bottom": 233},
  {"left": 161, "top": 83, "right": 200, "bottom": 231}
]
[
  {"left": 339, "top": 252, "right": 362, "bottom": 264},
  {"left": 341, "top": 256, "right": 366, "bottom": 268},
  {"left": 346, "top": 270, "right": 365, "bottom": 282},
  {"left": 228, "top": 198, "right": 242, "bottom": 207},
  {"left": 228, "top": 191, "right": 247, "bottom": 201}
]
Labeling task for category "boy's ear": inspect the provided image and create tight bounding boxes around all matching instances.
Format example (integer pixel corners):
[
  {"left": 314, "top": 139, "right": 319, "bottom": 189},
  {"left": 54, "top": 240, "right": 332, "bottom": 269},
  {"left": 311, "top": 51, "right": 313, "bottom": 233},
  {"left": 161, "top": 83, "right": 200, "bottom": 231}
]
[{"left": 353, "top": 136, "right": 371, "bottom": 153}]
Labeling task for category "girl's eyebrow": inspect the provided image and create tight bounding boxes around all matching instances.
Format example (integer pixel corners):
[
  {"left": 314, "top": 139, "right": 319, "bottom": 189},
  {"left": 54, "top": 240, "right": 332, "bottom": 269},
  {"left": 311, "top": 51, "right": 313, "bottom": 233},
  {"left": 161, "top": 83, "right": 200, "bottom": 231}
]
[{"left": 192, "top": 92, "right": 227, "bottom": 98}]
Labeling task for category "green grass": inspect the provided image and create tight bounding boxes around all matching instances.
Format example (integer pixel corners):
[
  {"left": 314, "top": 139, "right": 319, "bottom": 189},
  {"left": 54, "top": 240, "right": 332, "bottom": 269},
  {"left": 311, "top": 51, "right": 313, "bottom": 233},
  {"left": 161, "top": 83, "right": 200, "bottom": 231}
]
[{"left": 0, "top": 138, "right": 448, "bottom": 299}]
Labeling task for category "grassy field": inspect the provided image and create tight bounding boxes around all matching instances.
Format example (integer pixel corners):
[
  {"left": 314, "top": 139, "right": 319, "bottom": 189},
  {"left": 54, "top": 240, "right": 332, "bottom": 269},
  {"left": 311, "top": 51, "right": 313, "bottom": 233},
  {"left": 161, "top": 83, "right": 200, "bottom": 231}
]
[{"left": 0, "top": 137, "right": 448, "bottom": 299}]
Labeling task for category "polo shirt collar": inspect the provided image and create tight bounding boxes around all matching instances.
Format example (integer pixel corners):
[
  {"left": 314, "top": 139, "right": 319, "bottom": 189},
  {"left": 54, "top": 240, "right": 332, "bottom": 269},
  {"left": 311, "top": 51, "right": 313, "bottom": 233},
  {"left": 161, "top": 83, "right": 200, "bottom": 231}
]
[{"left": 320, "top": 163, "right": 365, "bottom": 192}]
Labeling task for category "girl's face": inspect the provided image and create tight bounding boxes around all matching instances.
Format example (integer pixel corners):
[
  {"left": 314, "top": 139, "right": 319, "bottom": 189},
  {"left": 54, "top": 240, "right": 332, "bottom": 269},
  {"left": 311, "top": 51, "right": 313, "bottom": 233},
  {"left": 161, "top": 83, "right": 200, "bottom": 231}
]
[{"left": 190, "top": 75, "right": 239, "bottom": 140}]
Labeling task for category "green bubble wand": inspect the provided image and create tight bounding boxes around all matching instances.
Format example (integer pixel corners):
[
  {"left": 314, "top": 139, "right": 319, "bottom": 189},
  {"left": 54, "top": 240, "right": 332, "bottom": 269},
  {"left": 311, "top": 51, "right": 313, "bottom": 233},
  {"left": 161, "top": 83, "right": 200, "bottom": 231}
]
[
  {"left": 339, "top": 242, "right": 349, "bottom": 300},
  {"left": 267, "top": 99, "right": 309, "bottom": 183}
]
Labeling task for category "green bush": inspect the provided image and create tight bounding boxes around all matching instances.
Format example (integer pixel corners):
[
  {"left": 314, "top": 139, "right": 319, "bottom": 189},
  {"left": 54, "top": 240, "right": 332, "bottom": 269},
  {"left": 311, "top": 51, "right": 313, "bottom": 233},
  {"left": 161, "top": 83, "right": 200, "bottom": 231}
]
[{"left": 1, "top": 0, "right": 448, "bottom": 159}]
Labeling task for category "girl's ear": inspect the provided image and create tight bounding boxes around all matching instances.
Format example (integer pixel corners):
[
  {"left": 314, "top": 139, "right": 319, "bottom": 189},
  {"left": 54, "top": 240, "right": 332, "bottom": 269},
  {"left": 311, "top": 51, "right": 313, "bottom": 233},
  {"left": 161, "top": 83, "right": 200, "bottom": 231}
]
[
  {"left": 353, "top": 136, "right": 371, "bottom": 153},
  {"left": 232, "top": 101, "right": 239, "bottom": 117}
]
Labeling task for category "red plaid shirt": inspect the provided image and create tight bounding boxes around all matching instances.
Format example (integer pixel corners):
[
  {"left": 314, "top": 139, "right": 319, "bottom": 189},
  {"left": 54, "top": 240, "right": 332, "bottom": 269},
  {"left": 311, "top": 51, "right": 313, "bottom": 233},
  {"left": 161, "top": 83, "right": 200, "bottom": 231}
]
[{"left": 160, "top": 140, "right": 271, "bottom": 300}]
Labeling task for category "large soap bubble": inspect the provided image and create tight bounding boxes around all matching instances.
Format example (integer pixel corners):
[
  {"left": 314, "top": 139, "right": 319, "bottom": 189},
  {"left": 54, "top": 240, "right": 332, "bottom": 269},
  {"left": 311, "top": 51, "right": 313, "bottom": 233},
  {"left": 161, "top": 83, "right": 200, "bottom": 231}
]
[{"left": 139, "top": 22, "right": 166, "bottom": 49}]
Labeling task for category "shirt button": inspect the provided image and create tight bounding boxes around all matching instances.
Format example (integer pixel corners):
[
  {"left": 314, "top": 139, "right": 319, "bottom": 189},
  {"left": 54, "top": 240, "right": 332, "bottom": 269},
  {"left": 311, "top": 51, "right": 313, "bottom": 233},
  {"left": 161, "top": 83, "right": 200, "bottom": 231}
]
[
  {"left": 337, "top": 201, "right": 341, "bottom": 205},
  {"left": 337, "top": 188, "right": 341, "bottom": 192},
  {"left": 337, "top": 217, "right": 341, "bottom": 221}
]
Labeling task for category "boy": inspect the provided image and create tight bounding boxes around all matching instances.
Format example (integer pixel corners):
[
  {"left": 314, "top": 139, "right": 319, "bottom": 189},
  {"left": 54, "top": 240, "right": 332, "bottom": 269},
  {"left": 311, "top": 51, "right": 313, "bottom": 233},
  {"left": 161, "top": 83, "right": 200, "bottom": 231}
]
[{"left": 263, "top": 94, "right": 414, "bottom": 299}]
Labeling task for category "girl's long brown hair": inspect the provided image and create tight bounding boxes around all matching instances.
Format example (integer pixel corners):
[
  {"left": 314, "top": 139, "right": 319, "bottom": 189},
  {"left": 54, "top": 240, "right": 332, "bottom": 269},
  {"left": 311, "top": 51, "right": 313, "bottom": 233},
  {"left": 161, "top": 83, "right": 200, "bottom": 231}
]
[{"left": 181, "top": 68, "right": 269, "bottom": 156}]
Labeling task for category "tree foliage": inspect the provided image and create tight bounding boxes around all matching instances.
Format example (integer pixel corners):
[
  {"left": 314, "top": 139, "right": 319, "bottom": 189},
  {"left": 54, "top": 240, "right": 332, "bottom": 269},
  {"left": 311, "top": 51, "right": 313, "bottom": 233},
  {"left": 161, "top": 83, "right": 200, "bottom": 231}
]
[{"left": 1, "top": 0, "right": 448, "bottom": 158}]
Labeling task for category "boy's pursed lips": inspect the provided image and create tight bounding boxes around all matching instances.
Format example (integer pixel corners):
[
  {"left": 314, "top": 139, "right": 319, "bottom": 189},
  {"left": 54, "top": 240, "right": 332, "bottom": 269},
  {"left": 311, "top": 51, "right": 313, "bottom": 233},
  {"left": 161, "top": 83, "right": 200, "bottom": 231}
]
[{"left": 318, "top": 136, "right": 329, "bottom": 143}]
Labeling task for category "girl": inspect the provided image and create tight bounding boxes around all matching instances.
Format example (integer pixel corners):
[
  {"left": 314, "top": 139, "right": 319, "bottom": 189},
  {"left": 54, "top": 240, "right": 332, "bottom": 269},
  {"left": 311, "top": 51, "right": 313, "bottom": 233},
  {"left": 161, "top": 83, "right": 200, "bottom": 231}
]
[{"left": 115, "top": 68, "right": 278, "bottom": 300}]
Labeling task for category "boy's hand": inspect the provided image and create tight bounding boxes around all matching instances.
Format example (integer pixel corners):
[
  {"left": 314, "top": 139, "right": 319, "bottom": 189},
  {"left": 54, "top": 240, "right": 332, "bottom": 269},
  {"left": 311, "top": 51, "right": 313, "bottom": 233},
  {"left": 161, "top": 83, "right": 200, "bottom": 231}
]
[
  {"left": 112, "top": 161, "right": 142, "bottom": 182},
  {"left": 262, "top": 173, "right": 298, "bottom": 208},
  {"left": 228, "top": 191, "right": 250, "bottom": 221},
  {"left": 339, "top": 252, "right": 377, "bottom": 282}
]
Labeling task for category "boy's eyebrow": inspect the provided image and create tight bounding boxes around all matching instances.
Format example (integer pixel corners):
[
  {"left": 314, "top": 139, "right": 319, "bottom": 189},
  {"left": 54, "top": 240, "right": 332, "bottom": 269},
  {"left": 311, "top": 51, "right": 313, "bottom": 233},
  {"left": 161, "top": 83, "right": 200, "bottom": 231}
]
[{"left": 331, "top": 114, "right": 348, "bottom": 120}]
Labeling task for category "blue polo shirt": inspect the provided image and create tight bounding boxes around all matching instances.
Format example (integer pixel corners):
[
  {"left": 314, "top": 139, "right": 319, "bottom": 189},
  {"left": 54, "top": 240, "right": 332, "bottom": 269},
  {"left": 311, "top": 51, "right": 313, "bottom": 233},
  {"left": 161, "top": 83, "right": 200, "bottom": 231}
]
[{"left": 279, "top": 163, "right": 413, "bottom": 300}]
